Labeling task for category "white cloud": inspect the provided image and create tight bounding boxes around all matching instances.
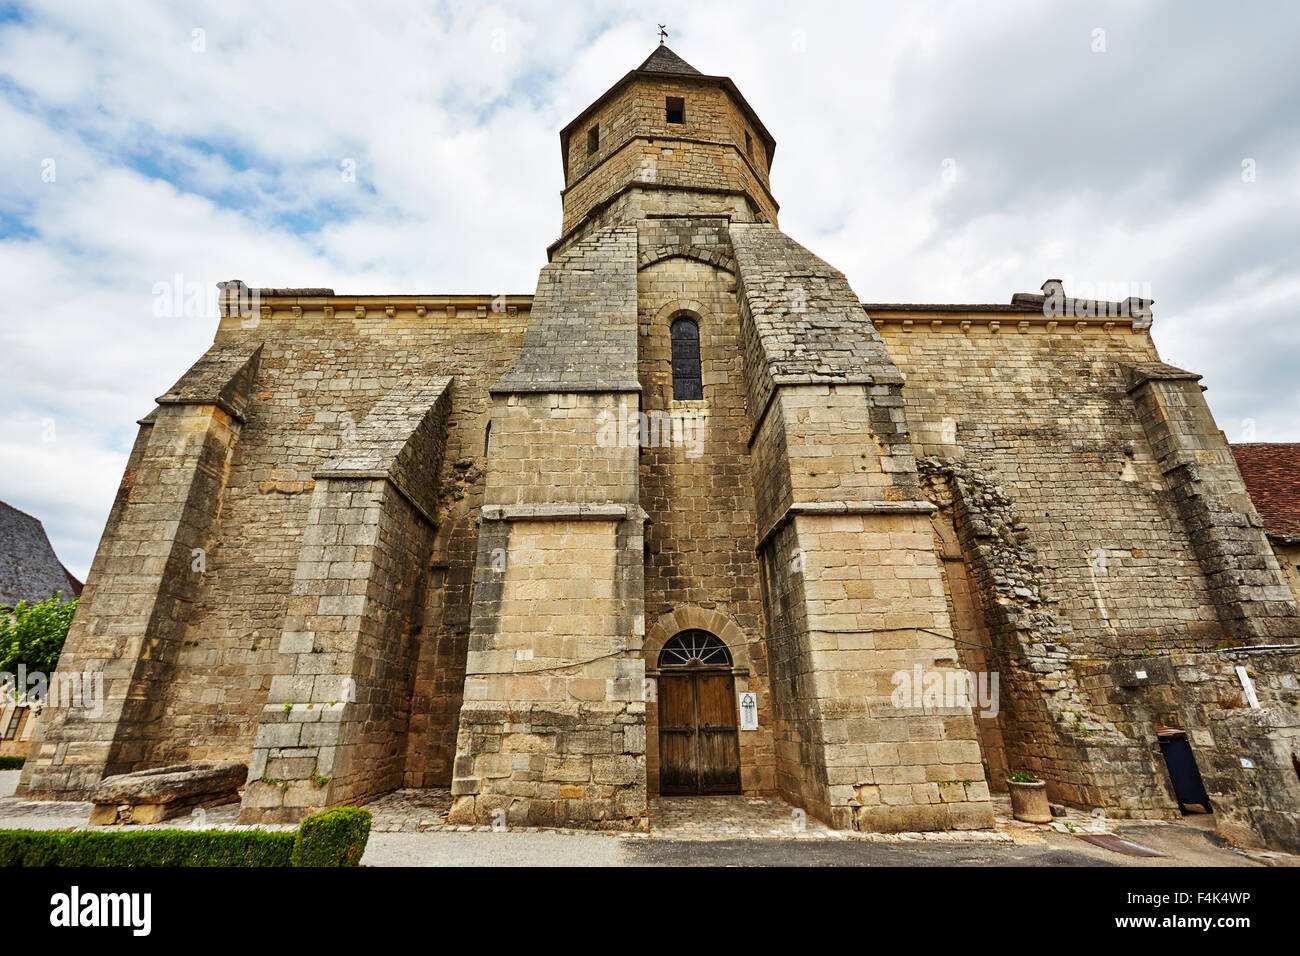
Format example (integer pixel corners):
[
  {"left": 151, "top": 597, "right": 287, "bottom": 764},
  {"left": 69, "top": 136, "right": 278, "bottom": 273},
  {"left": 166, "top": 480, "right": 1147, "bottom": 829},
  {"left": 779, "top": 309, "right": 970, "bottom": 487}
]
[{"left": 0, "top": 0, "right": 1297, "bottom": 579}]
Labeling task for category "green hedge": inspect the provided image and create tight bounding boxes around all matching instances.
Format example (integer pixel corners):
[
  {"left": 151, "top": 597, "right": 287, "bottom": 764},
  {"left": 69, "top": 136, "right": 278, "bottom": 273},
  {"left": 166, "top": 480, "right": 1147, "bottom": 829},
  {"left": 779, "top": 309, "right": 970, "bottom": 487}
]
[
  {"left": 0, "top": 829, "right": 295, "bottom": 867},
  {"left": 0, "top": 756, "right": 24, "bottom": 770},
  {"left": 290, "top": 806, "right": 372, "bottom": 867},
  {"left": 0, "top": 807, "right": 372, "bottom": 867}
]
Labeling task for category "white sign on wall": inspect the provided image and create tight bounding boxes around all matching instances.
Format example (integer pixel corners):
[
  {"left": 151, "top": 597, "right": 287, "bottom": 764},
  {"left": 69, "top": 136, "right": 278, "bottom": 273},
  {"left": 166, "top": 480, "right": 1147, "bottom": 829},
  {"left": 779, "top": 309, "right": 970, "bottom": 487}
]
[
  {"left": 738, "top": 692, "right": 758, "bottom": 731},
  {"left": 1235, "top": 666, "right": 1261, "bottom": 709}
]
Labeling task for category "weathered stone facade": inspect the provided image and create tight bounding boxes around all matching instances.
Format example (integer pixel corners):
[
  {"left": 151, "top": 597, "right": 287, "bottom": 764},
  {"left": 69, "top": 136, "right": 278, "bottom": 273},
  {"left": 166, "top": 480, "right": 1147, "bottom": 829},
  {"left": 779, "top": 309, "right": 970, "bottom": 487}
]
[{"left": 19, "top": 45, "right": 1300, "bottom": 849}]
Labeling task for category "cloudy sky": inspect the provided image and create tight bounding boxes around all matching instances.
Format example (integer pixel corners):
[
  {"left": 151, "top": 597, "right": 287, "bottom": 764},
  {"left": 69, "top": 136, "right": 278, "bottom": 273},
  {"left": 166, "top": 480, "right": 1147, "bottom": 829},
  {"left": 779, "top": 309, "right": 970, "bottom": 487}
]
[{"left": 1, "top": 0, "right": 1298, "bottom": 579}]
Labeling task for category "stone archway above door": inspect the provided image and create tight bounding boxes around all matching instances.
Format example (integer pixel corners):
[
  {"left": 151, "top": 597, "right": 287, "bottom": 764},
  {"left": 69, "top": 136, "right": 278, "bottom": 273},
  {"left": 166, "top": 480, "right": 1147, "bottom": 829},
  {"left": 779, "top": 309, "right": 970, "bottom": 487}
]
[{"left": 644, "top": 607, "right": 750, "bottom": 675}]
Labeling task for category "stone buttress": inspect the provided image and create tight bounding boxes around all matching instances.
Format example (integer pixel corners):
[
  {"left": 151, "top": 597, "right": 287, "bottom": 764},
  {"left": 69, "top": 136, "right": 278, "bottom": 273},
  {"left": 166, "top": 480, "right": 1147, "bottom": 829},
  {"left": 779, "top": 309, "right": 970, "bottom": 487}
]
[
  {"left": 237, "top": 378, "right": 453, "bottom": 823},
  {"left": 19, "top": 344, "right": 262, "bottom": 799},
  {"left": 731, "top": 224, "right": 994, "bottom": 831},
  {"left": 447, "top": 225, "right": 648, "bottom": 829}
]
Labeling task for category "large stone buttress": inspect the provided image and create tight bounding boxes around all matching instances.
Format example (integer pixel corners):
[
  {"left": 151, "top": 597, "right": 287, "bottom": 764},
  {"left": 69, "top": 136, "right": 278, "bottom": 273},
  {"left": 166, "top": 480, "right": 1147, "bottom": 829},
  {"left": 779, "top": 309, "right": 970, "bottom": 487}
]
[
  {"left": 238, "top": 377, "right": 454, "bottom": 823},
  {"left": 731, "top": 224, "right": 995, "bottom": 831},
  {"left": 19, "top": 343, "right": 262, "bottom": 799},
  {"left": 447, "top": 225, "right": 648, "bottom": 829}
]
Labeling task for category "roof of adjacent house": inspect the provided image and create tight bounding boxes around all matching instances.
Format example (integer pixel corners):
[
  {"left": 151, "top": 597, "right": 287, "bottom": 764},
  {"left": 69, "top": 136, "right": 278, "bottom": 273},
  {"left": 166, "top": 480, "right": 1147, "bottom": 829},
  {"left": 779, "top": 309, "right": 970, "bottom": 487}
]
[
  {"left": 1231, "top": 443, "right": 1300, "bottom": 541},
  {"left": 0, "top": 501, "right": 82, "bottom": 608}
]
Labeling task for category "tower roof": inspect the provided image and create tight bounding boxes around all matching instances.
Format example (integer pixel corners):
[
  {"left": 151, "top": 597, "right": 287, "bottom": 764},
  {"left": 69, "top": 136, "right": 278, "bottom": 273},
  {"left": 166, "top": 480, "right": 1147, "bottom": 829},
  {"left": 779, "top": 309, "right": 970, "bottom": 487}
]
[
  {"left": 558, "top": 45, "right": 776, "bottom": 180},
  {"left": 635, "top": 44, "right": 701, "bottom": 75}
]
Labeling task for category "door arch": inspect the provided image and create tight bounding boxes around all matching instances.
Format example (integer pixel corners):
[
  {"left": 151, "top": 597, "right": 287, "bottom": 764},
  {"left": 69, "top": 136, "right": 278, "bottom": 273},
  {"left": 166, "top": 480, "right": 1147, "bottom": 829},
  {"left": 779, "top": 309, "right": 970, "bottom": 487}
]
[{"left": 657, "top": 630, "right": 741, "bottom": 795}]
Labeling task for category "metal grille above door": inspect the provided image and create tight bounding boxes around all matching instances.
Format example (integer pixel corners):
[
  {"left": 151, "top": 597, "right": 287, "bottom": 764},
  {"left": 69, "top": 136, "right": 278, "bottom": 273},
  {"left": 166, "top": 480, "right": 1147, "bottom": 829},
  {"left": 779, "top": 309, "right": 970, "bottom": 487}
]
[{"left": 659, "top": 629, "right": 730, "bottom": 668}]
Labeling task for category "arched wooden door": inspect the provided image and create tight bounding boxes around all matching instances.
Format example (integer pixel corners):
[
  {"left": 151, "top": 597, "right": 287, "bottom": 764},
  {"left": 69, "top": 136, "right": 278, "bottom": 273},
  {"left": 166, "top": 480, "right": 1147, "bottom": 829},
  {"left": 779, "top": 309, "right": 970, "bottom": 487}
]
[{"left": 657, "top": 631, "right": 741, "bottom": 795}]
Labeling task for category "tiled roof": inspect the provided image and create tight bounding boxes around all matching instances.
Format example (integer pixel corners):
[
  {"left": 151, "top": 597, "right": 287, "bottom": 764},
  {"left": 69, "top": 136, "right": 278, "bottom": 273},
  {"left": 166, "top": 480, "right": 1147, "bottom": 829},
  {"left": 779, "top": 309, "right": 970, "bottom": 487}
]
[
  {"left": 0, "top": 501, "right": 82, "bottom": 607},
  {"left": 636, "top": 44, "right": 701, "bottom": 75},
  {"left": 1231, "top": 443, "right": 1300, "bottom": 540}
]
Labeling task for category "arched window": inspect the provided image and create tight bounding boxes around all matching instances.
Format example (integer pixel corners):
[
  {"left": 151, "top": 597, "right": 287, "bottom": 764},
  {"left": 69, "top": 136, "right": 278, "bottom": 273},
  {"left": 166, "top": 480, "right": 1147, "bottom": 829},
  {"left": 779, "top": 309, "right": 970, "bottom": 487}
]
[
  {"left": 658, "top": 630, "right": 731, "bottom": 668},
  {"left": 670, "top": 316, "right": 703, "bottom": 400}
]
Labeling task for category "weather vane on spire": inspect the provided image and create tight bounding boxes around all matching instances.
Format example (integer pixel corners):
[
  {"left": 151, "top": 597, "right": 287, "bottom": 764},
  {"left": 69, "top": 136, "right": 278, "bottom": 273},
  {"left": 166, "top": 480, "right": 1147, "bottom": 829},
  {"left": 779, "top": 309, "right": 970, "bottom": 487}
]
[{"left": 658, "top": 24, "right": 667, "bottom": 45}]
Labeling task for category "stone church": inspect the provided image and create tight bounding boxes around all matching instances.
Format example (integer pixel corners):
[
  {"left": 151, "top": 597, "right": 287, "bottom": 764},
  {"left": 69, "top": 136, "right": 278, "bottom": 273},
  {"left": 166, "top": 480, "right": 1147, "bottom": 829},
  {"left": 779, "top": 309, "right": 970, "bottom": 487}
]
[{"left": 19, "top": 45, "right": 1300, "bottom": 850}]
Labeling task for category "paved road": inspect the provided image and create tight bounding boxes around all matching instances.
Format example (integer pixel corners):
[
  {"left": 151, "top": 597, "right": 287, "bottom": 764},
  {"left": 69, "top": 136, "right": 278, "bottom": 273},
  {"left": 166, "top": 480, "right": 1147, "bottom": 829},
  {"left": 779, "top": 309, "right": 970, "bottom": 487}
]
[
  {"left": 361, "top": 822, "right": 1272, "bottom": 867},
  {"left": 365, "top": 830, "right": 625, "bottom": 866},
  {"left": 2, "top": 769, "right": 1281, "bottom": 867}
]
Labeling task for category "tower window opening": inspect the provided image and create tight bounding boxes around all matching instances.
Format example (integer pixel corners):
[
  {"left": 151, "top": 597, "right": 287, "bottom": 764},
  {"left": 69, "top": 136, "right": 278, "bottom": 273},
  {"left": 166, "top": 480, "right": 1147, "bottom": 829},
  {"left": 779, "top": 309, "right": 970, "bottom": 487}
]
[
  {"left": 587, "top": 124, "right": 600, "bottom": 155},
  {"left": 745, "top": 130, "right": 753, "bottom": 160},
  {"left": 670, "top": 315, "right": 703, "bottom": 401},
  {"left": 666, "top": 96, "right": 685, "bottom": 124}
]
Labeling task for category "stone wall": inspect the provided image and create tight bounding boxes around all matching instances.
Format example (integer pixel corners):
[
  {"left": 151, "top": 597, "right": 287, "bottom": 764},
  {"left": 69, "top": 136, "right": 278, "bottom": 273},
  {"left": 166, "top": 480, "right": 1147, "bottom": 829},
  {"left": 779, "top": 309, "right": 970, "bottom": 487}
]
[
  {"left": 24, "top": 293, "right": 529, "bottom": 802},
  {"left": 1167, "top": 649, "right": 1300, "bottom": 852},
  {"left": 881, "top": 316, "right": 1222, "bottom": 818},
  {"left": 877, "top": 315, "right": 1231, "bottom": 659},
  {"left": 0, "top": 706, "right": 36, "bottom": 759},
  {"left": 182, "top": 296, "right": 525, "bottom": 793},
  {"left": 1273, "top": 541, "right": 1300, "bottom": 604},
  {"left": 1083, "top": 648, "right": 1300, "bottom": 852},
  {"left": 1127, "top": 365, "right": 1300, "bottom": 643},
  {"left": 878, "top": 310, "right": 1300, "bottom": 838},
  {"left": 920, "top": 457, "right": 1172, "bottom": 815},
  {"left": 635, "top": 221, "right": 774, "bottom": 795},
  {"left": 451, "top": 510, "right": 646, "bottom": 828}
]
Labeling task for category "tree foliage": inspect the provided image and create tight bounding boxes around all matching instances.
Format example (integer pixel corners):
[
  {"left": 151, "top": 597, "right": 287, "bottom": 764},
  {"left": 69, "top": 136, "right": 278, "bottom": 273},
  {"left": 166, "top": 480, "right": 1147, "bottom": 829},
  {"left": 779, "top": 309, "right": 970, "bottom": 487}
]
[{"left": 0, "top": 594, "right": 78, "bottom": 675}]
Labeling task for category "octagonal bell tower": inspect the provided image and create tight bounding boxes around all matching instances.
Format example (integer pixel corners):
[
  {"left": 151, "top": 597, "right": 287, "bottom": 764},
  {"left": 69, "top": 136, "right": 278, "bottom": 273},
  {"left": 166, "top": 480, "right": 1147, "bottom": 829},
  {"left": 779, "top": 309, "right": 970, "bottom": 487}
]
[{"left": 554, "top": 44, "right": 779, "bottom": 249}]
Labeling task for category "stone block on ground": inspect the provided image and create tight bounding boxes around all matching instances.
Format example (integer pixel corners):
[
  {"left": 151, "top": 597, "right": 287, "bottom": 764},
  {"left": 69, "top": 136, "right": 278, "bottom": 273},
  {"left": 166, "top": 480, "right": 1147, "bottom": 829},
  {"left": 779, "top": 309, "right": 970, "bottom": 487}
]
[{"left": 88, "top": 761, "right": 247, "bottom": 826}]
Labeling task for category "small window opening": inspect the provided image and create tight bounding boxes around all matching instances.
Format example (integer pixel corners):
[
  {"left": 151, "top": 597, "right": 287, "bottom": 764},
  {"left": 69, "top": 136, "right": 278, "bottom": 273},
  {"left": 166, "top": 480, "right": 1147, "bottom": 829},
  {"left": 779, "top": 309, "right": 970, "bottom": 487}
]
[
  {"left": 484, "top": 422, "right": 492, "bottom": 457},
  {"left": 666, "top": 96, "right": 685, "bottom": 124},
  {"left": 587, "top": 124, "right": 599, "bottom": 155},
  {"left": 745, "top": 130, "right": 753, "bottom": 160},
  {"left": 670, "top": 315, "right": 703, "bottom": 400}
]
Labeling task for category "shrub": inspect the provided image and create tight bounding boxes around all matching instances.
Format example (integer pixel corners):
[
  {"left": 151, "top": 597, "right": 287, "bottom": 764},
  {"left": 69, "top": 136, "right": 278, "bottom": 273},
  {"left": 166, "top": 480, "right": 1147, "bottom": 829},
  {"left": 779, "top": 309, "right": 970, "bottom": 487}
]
[
  {"left": 1007, "top": 770, "right": 1041, "bottom": 784},
  {"left": 0, "top": 829, "right": 295, "bottom": 867},
  {"left": 0, "top": 756, "right": 24, "bottom": 770},
  {"left": 290, "top": 807, "right": 372, "bottom": 867},
  {"left": 0, "top": 594, "right": 78, "bottom": 675},
  {"left": 0, "top": 807, "right": 372, "bottom": 867}
]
